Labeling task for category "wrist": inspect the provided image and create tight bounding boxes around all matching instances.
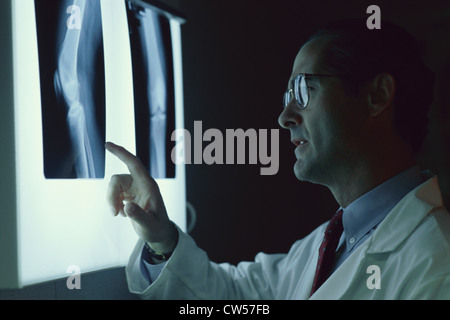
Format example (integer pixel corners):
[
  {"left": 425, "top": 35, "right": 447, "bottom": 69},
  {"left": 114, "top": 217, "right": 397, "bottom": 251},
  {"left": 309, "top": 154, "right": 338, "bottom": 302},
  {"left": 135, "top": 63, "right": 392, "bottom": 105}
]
[
  {"left": 145, "top": 222, "right": 179, "bottom": 262},
  {"left": 144, "top": 242, "right": 173, "bottom": 263}
]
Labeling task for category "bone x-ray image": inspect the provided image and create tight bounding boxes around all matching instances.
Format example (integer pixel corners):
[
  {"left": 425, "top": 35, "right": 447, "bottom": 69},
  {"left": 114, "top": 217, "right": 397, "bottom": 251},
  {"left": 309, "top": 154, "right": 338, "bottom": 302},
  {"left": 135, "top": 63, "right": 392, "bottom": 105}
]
[
  {"left": 35, "top": 0, "right": 105, "bottom": 179},
  {"left": 126, "top": 1, "right": 176, "bottom": 179}
]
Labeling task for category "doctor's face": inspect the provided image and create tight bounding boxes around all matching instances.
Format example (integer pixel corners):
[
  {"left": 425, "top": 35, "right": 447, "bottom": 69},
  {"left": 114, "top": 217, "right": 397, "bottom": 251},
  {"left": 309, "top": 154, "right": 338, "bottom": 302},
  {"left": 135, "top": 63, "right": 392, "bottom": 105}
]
[{"left": 278, "top": 38, "right": 368, "bottom": 187}]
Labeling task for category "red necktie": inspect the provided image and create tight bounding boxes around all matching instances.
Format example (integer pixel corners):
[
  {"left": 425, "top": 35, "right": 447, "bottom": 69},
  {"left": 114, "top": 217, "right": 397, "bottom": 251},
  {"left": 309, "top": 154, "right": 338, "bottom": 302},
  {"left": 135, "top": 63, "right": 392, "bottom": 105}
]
[{"left": 310, "top": 209, "right": 344, "bottom": 296}]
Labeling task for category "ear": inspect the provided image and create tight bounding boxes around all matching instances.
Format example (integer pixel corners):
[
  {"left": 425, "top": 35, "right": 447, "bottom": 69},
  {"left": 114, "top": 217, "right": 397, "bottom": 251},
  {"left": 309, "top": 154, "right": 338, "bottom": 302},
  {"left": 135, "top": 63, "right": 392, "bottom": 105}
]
[{"left": 367, "top": 73, "right": 396, "bottom": 117}]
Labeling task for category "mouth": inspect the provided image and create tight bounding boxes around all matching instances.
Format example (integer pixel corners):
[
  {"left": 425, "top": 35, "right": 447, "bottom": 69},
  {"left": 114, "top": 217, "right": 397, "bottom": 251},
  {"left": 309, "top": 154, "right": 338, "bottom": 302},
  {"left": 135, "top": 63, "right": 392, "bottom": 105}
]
[
  {"left": 292, "top": 139, "right": 308, "bottom": 159},
  {"left": 291, "top": 139, "right": 308, "bottom": 146}
]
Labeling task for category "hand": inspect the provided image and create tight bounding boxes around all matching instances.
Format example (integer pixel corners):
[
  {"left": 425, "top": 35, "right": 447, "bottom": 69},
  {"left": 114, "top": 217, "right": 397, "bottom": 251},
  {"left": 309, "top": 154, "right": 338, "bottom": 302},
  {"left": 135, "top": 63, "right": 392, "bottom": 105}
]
[{"left": 105, "top": 142, "right": 178, "bottom": 254}]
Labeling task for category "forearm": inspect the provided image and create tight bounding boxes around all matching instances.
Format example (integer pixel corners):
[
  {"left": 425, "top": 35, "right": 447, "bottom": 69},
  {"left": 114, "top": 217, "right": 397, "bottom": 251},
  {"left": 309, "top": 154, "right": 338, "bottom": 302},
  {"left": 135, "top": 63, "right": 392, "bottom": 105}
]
[{"left": 126, "top": 226, "right": 277, "bottom": 300}]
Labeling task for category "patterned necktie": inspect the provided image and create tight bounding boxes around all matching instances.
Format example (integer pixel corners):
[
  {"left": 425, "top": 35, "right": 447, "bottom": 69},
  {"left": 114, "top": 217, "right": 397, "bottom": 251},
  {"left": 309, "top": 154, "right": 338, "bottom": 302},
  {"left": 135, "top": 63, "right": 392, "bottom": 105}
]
[{"left": 310, "top": 209, "right": 344, "bottom": 296}]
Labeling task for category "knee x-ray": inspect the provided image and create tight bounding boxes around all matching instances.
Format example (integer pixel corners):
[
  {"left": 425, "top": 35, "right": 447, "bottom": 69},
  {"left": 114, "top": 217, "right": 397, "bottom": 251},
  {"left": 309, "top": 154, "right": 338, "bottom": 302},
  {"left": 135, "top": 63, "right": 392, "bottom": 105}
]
[
  {"left": 126, "top": 1, "right": 176, "bottom": 179},
  {"left": 35, "top": 0, "right": 106, "bottom": 179},
  {"left": 35, "top": 0, "right": 175, "bottom": 179}
]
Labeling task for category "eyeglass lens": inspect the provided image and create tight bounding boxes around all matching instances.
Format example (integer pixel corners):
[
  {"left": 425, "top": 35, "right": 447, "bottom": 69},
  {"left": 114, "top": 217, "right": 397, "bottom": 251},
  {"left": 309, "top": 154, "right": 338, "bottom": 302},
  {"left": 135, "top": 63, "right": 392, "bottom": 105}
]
[{"left": 283, "top": 74, "right": 309, "bottom": 109}]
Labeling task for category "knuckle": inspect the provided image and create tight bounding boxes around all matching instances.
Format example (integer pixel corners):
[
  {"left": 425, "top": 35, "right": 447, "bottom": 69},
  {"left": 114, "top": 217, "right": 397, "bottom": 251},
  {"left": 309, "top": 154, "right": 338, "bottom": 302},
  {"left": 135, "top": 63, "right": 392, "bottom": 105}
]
[
  {"left": 109, "top": 174, "right": 128, "bottom": 184},
  {"left": 109, "top": 175, "right": 119, "bottom": 185}
]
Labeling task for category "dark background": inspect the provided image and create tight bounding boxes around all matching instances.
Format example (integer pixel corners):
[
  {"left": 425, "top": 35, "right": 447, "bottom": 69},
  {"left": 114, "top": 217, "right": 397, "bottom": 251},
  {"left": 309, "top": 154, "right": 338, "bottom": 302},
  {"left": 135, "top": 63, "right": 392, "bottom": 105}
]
[{"left": 1, "top": 0, "right": 449, "bottom": 299}]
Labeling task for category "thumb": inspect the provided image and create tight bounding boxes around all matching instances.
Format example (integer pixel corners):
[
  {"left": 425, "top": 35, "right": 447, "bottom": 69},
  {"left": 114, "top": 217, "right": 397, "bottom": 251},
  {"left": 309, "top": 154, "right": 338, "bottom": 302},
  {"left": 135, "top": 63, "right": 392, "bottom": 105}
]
[
  {"left": 123, "top": 201, "right": 163, "bottom": 246},
  {"left": 124, "top": 201, "right": 147, "bottom": 221}
]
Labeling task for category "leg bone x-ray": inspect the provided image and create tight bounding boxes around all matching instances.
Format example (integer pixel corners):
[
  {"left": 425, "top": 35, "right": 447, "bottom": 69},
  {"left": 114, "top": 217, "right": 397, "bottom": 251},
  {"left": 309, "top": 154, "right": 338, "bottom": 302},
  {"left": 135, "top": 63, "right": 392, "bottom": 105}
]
[
  {"left": 127, "top": 2, "right": 176, "bottom": 179},
  {"left": 36, "top": 0, "right": 105, "bottom": 179},
  {"left": 135, "top": 7, "right": 168, "bottom": 178},
  {"left": 53, "top": 0, "right": 104, "bottom": 178}
]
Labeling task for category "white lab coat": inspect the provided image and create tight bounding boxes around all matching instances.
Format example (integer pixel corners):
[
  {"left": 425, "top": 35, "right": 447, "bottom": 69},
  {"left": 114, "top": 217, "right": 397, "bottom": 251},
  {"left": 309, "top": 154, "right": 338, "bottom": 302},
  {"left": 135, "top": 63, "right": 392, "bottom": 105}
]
[{"left": 126, "top": 176, "right": 450, "bottom": 299}]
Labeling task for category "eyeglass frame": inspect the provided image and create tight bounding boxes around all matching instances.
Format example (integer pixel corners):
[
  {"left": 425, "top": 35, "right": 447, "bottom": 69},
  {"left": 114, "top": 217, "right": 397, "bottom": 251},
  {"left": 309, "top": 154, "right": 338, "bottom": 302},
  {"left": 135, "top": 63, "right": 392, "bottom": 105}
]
[{"left": 283, "top": 73, "right": 346, "bottom": 110}]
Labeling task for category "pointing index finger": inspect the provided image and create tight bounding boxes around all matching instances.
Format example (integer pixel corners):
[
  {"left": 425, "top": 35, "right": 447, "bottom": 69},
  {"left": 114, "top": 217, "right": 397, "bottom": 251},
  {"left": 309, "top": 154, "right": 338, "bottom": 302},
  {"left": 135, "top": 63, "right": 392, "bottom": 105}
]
[{"left": 106, "top": 141, "right": 147, "bottom": 176}]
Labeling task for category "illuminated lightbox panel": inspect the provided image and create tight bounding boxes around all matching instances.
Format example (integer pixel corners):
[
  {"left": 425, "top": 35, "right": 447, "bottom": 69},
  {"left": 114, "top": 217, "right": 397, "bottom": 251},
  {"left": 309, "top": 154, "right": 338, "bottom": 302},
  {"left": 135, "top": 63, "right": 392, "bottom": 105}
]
[{"left": 0, "top": 0, "right": 186, "bottom": 288}]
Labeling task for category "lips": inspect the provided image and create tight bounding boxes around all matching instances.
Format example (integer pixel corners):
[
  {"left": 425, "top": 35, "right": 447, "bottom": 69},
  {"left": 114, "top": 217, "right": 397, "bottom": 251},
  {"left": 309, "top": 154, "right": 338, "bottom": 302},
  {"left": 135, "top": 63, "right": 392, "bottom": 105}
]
[
  {"left": 291, "top": 138, "right": 308, "bottom": 146},
  {"left": 292, "top": 138, "right": 308, "bottom": 159}
]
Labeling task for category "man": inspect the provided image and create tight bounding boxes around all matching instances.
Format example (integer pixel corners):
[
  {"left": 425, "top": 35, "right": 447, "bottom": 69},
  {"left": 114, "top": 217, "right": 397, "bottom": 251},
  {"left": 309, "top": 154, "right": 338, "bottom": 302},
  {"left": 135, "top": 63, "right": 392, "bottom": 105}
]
[{"left": 106, "top": 20, "right": 450, "bottom": 299}]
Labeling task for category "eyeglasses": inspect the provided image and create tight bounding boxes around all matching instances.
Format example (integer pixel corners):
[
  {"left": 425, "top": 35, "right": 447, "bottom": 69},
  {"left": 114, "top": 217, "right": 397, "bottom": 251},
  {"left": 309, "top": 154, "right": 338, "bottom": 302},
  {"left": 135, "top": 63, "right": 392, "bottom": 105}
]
[{"left": 283, "top": 73, "right": 343, "bottom": 109}]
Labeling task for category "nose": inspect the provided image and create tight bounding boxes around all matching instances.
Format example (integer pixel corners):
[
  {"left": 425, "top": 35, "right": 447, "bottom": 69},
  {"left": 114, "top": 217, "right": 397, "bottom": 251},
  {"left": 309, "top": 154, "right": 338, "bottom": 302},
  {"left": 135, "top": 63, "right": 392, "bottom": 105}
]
[{"left": 278, "top": 100, "right": 302, "bottom": 129}]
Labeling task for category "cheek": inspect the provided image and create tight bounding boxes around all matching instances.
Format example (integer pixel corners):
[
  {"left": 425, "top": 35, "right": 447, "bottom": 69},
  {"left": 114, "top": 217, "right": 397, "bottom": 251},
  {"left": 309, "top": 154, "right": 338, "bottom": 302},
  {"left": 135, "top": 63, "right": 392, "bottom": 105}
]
[
  {"left": 310, "top": 119, "right": 339, "bottom": 154},
  {"left": 306, "top": 84, "right": 369, "bottom": 159},
  {"left": 304, "top": 111, "right": 335, "bottom": 155},
  {"left": 306, "top": 98, "right": 357, "bottom": 152}
]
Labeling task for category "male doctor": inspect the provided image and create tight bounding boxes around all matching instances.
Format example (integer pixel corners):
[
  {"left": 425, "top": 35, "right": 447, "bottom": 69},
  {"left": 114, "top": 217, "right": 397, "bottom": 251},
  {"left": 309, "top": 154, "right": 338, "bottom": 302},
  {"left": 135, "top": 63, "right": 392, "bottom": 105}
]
[{"left": 106, "top": 20, "right": 450, "bottom": 299}]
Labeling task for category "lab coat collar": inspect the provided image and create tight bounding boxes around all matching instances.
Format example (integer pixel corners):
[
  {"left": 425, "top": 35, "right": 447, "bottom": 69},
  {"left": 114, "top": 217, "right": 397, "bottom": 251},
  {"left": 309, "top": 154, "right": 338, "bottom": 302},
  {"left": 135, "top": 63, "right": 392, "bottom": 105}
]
[{"left": 366, "top": 172, "right": 442, "bottom": 254}]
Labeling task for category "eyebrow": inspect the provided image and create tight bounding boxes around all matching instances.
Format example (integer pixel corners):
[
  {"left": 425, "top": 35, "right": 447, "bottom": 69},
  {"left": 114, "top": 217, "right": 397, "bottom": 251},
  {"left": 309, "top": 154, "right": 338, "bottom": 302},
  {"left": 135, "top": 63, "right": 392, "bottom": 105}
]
[
  {"left": 305, "top": 76, "right": 319, "bottom": 83},
  {"left": 288, "top": 74, "right": 321, "bottom": 84}
]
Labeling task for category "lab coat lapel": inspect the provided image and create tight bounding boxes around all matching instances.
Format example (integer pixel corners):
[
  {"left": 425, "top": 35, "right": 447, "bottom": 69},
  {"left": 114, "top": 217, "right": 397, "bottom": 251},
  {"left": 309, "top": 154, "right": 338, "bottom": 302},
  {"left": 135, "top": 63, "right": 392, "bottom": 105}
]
[
  {"left": 309, "top": 236, "right": 369, "bottom": 299},
  {"left": 310, "top": 176, "right": 441, "bottom": 300}
]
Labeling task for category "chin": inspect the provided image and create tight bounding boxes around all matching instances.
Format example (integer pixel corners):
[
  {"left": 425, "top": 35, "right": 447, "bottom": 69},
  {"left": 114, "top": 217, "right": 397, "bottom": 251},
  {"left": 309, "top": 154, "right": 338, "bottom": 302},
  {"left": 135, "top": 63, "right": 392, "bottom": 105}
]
[
  {"left": 293, "top": 158, "right": 324, "bottom": 185},
  {"left": 294, "top": 160, "right": 310, "bottom": 182}
]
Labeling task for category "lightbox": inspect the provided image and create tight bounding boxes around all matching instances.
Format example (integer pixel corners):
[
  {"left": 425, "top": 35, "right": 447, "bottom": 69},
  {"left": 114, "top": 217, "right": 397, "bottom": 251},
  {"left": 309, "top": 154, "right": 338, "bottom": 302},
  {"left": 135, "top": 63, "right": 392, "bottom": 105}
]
[{"left": 0, "top": 0, "right": 186, "bottom": 288}]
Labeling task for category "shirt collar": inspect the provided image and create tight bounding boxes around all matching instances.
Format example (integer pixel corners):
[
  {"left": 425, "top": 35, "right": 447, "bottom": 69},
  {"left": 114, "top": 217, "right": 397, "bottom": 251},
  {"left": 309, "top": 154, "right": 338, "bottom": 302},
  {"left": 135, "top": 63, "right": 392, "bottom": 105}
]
[{"left": 340, "top": 165, "right": 425, "bottom": 253}]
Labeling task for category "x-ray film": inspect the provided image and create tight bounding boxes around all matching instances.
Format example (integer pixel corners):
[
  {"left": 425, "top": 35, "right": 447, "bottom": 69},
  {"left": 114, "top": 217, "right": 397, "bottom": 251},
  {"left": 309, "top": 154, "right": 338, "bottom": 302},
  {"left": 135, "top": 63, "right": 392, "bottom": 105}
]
[
  {"left": 35, "top": 0, "right": 106, "bottom": 179},
  {"left": 126, "top": 1, "right": 176, "bottom": 179}
]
